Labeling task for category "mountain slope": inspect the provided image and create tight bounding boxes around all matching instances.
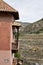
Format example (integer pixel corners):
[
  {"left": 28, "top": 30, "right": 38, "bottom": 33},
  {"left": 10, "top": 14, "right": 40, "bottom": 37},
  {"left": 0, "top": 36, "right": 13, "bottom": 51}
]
[
  {"left": 23, "top": 18, "right": 43, "bottom": 34},
  {"left": 19, "top": 19, "right": 43, "bottom": 65},
  {"left": 16, "top": 21, "right": 30, "bottom": 32}
]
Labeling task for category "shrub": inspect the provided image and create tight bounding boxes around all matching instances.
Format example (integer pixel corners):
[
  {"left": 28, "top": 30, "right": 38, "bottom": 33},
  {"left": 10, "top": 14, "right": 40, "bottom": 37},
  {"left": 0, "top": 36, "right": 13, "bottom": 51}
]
[{"left": 15, "top": 52, "right": 21, "bottom": 59}]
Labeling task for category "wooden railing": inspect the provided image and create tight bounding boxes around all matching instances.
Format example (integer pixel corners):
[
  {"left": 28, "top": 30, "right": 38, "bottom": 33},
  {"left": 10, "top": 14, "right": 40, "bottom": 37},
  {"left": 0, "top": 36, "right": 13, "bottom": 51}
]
[{"left": 12, "top": 42, "right": 18, "bottom": 51}]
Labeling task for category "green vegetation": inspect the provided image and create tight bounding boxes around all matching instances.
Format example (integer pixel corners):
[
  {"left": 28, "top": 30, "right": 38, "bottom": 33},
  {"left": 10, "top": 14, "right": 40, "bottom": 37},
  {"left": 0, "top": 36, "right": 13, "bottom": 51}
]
[
  {"left": 15, "top": 52, "right": 21, "bottom": 59},
  {"left": 13, "top": 31, "right": 19, "bottom": 40}
]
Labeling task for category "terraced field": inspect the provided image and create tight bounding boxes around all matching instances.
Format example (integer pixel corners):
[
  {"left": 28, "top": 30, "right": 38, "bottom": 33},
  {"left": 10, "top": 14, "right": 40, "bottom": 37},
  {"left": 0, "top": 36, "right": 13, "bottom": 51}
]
[{"left": 19, "top": 34, "right": 43, "bottom": 65}]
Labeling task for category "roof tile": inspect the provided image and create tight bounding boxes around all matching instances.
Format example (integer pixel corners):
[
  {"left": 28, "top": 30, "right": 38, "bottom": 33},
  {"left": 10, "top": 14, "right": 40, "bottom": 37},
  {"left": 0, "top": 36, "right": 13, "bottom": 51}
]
[{"left": 0, "top": 0, "right": 19, "bottom": 19}]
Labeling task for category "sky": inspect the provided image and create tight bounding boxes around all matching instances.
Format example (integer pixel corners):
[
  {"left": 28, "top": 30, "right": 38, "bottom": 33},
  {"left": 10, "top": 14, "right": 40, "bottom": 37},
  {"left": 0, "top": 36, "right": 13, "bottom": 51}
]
[{"left": 4, "top": 0, "right": 43, "bottom": 23}]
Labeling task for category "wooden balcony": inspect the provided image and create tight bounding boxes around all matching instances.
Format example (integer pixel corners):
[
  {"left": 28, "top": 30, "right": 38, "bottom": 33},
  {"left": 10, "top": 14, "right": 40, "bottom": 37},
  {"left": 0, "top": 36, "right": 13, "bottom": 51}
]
[{"left": 12, "top": 42, "right": 18, "bottom": 51}]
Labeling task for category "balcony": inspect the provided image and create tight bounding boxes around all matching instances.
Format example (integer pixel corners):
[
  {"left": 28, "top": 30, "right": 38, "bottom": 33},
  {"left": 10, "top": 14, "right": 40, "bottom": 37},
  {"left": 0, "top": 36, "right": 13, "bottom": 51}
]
[
  {"left": 12, "top": 42, "right": 18, "bottom": 51},
  {"left": 12, "top": 26, "right": 20, "bottom": 52}
]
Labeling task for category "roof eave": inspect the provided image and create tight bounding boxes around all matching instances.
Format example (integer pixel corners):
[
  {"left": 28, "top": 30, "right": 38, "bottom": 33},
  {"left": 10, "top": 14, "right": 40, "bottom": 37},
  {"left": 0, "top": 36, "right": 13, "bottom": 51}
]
[
  {"left": 13, "top": 11, "right": 19, "bottom": 20},
  {"left": 12, "top": 23, "right": 21, "bottom": 27},
  {"left": 0, "top": 11, "right": 19, "bottom": 20}
]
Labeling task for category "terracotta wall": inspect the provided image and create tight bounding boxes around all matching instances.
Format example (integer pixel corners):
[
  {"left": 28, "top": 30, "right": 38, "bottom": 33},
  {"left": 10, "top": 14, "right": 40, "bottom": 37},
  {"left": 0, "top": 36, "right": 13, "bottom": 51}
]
[
  {"left": 0, "top": 13, "right": 13, "bottom": 50},
  {"left": 0, "top": 13, "right": 14, "bottom": 65},
  {"left": 0, "top": 51, "right": 11, "bottom": 65}
]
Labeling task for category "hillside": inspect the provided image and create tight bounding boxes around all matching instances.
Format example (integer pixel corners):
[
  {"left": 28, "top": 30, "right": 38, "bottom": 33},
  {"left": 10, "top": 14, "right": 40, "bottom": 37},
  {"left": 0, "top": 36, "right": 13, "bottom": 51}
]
[
  {"left": 23, "top": 18, "right": 43, "bottom": 34},
  {"left": 18, "top": 19, "right": 43, "bottom": 65},
  {"left": 16, "top": 21, "right": 30, "bottom": 32},
  {"left": 19, "top": 34, "right": 43, "bottom": 65}
]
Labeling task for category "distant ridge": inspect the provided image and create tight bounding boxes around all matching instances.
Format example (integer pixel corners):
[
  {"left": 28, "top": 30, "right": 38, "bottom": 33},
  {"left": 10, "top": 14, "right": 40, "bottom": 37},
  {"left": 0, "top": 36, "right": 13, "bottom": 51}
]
[
  {"left": 16, "top": 21, "right": 30, "bottom": 32},
  {"left": 23, "top": 18, "right": 43, "bottom": 34}
]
